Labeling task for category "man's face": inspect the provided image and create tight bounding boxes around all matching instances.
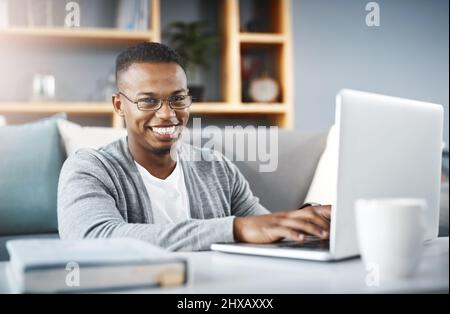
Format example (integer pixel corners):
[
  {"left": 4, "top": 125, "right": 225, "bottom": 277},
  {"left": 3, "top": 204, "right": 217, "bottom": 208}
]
[{"left": 115, "top": 62, "right": 189, "bottom": 154}]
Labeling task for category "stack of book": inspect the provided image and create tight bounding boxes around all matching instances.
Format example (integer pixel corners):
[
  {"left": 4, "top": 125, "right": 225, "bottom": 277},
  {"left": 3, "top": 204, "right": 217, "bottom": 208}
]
[
  {"left": 6, "top": 238, "right": 187, "bottom": 293},
  {"left": 116, "top": 0, "right": 149, "bottom": 31}
]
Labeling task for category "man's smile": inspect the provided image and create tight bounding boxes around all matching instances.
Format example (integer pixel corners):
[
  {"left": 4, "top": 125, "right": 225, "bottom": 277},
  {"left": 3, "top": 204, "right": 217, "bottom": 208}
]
[{"left": 147, "top": 123, "right": 182, "bottom": 140}]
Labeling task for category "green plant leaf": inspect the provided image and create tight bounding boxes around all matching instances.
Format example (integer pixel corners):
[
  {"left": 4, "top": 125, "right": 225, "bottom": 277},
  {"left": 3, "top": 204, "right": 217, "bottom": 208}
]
[{"left": 166, "top": 20, "right": 218, "bottom": 73}]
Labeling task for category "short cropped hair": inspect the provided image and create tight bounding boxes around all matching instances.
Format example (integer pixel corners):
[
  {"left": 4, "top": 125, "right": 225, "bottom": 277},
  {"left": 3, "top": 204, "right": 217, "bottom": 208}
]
[{"left": 115, "top": 42, "right": 184, "bottom": 87}]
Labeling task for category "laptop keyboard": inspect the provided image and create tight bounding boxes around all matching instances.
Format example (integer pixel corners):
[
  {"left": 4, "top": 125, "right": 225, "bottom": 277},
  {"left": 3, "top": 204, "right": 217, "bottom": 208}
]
[{"left": 277, "top": 237, "right": 330, "bottom": 250}]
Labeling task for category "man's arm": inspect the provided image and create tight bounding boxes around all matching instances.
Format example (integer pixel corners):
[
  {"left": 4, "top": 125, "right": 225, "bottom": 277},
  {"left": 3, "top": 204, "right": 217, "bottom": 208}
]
[
  {"left": 224, "top": 157, "right": 331, "bottom": 243},
  {"left": 227, "top": 160, "right": 331, "bottom": 243},
  {"left": 57, "top": 152, "right": 236, "bottom": 251},
  {"left": 233, "top": 206, "right": 331, "bottom": 243}
]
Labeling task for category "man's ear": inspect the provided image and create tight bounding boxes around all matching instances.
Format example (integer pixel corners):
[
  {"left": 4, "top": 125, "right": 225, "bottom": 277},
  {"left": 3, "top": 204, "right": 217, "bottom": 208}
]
[{"left": 112, "top": 93, "right": 125, "bottom": 118}]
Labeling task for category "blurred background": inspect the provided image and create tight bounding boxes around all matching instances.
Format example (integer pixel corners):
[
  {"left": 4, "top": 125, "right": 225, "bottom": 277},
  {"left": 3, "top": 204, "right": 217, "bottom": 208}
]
[
  {"left": 0, "top": 0, "right": 448, "bottom": 145},
  {"left": 0, "top": 0, "right": 448, "bottom": 262}
]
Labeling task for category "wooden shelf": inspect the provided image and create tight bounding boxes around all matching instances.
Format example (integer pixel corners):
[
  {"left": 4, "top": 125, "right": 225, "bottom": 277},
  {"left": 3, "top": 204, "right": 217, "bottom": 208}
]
[
  {"left": 0, "top": 102, "right": 288, "bottom": 115},
  {"left": 0, "top": 101, "right": 288, "bottom": 129},
  {"left": 239, "top": 32, "right": 286, "bottom": 45},
  {"left": 222, "top": 0, "right": 294, "bottom": 128},
  {"left": 0, "top": 103, "right": 114, "bottom": 114},
  {"left": 191, "top": 103, "right": 287, "bottom": 114},
  {"left": 0, "top": 0, "right": 293, "bottom": 128},
  {"left": 0, "top": 27, "right": 154, "bottom": 45}
]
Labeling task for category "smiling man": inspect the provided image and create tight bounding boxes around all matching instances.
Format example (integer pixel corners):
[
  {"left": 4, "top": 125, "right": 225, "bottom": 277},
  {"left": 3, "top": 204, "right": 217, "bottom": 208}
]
[{"left": 57, "top": 42, "right": 330, "bottom": 250}]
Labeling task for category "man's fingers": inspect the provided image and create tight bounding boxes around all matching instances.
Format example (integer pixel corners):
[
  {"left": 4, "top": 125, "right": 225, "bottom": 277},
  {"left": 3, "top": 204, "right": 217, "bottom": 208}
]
[
  {"left": 293, "top": 205, "right": 332, "bottom": 220},
  {"left": 317, "top": 205, "right": 332, "bottom": 220},
  {"left": 304, "top": 210, "right": 330, "bottom": 231},
  {"left": 278, "top": 218, "right": 328, "bottom": 239},
  {"left": 272, "top": 227, "right": 306, "bottom": 242},
  {"left": 285, "top": 208, "right": 331, "bottom": 232}
]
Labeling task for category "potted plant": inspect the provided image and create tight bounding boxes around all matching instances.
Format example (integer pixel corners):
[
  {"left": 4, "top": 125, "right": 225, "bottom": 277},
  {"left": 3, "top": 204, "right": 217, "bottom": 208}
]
[{"left": 166, "top": 21, "right": 218, "bottom": 101}]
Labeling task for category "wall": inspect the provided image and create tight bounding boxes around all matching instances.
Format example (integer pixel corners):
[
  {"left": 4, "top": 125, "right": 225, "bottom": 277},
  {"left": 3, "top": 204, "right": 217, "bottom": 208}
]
[
  {"left": 0, "top": 0, "right": 447, "bottom": 142},
  {"left": 292, "top": 0, "right": 449, "bottom": 144}
]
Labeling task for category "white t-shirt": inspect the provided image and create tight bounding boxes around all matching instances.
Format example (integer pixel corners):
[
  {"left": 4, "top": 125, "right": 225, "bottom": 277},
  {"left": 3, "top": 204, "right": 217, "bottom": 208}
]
[{"left": 135, "top": 156, "right": 190, "bottom": 224}]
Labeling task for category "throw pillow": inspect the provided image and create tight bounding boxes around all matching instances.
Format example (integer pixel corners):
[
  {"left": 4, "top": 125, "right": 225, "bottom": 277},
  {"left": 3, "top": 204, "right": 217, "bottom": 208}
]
[
  {"left": 0, "top": 114, "right": 66, "bottom": 235},
  {"left": 57, "top": 120, "right": 127, "bottom": 156},
  {"left": 304, "top": 125, "right": 338, "bottom": 205}
]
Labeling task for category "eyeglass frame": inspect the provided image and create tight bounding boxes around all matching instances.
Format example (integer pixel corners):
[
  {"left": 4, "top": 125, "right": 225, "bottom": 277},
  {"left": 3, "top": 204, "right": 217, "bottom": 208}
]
[{"left": 117, "top": 91, "right": 193, "bottom": 111}]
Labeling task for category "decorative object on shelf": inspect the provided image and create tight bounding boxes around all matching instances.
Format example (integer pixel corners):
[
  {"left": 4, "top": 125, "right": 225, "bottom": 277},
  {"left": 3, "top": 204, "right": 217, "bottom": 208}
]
[
  {"left": 116, "top": 0, "right": 148, "bottom": 31},
  {"left": 0, "top": 0, "right": 9, "bottom": 28},
  {"left": 241, "top": 46, "right": 278, "bottom": 103},
  {"left": 7, "top": 0, "right": 54, "bottom": 27},
  {"left": 243, "top": 0, "right": 270, "bottom": 32},
  {"left": 241, "top": 51, "right": 263, "bottom": 102},
  {"left": 25, "top": 0, "right": 53, "bottom": 27},
  {"left": 31, "top": 74, "right": 55, "bottom": 101},
  {"left": 248, "top": 73, "right": 279, "bottom": 103},
  {"left": 102, "top": 70, "right": 117, "bottom": 101},
  {"left": 88, "top": 69, "right": 117, "bottom": 102},
  {"left": 166, "top": 20, "right": 217, "bottom": 101}
]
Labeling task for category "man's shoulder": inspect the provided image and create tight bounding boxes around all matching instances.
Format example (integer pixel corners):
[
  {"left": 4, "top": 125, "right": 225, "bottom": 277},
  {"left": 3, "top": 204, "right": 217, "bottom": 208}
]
[{"left": 63, "top": 137, "right": 129, "bottom": 172}]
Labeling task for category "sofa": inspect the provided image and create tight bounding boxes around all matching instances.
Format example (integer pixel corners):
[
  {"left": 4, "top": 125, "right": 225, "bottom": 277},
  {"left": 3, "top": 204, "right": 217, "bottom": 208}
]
[{"left": 0, "top": 115, "right": 448, "bottom": 261}]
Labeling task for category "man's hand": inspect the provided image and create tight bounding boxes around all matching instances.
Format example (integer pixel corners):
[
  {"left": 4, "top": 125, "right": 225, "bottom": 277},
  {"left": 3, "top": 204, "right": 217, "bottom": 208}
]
[{"left": 233, "top": 205, "right": 331, "bottom": 244}]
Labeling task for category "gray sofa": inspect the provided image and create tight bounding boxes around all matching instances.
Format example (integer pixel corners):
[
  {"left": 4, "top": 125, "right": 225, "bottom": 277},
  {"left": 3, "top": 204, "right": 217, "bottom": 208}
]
[
  {"left": 0, "top": 118, "right": 448, "bottom": 261},
  {"left": 0, "top": 119, "right": 329, "bottom": 260}
]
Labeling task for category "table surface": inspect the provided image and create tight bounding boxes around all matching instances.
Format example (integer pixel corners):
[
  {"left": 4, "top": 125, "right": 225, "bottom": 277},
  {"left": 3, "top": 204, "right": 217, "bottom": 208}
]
[{"left": 0, "top": 237, "right": 448, "bottom": 294}]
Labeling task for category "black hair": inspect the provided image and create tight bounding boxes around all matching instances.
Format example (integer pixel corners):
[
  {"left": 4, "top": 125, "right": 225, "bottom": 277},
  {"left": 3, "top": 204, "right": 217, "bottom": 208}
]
[{"left": 115, "top": 42, "right": 184, "bottom": 86}]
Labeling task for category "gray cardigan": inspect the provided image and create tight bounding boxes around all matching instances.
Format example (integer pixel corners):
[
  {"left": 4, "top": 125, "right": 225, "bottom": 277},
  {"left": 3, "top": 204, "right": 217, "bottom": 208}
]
[{"left": 57, "top": 137, "right": 269, "bottom": 251}]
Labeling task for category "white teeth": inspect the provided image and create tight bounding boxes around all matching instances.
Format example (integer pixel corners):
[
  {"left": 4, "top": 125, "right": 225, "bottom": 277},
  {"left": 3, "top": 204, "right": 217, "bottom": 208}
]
[{"left": 152, "top": 126, "right": 176, "bottom": 135}]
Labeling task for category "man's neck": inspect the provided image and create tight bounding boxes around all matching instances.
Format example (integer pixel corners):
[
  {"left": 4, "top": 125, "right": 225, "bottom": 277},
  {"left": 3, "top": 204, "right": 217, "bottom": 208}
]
[{"left": 128, "top": 140, "right": 177, "bottom": 180}]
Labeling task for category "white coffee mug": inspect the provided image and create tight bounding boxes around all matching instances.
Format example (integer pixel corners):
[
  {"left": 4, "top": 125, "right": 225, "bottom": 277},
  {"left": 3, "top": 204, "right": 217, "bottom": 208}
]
[{"left": 354, "top": 198, "right": 427, "bottom": 282}]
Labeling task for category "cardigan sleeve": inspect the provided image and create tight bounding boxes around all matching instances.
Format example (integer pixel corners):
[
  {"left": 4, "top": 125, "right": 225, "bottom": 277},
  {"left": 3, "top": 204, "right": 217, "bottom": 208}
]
[{"left": 57, "top": 150, "right": 236, "bottom": 251}]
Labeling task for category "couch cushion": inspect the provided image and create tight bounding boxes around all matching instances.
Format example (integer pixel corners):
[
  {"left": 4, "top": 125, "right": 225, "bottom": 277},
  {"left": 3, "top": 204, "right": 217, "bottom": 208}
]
[
  {"left": 0, "top": 114, "right": 66, "bottom": 236},
  {"left": 183, "top": 128, "right": 327, "bottom": 212},
  {"left": 304, "top": 125, "right": 337, "bottom": 205},
  {"left": 55, "top": 122, "right": 327, "bottom": 212},
  {"left": 305, "top": 125, "right": 449, "bottom": 236},
  {"left": 57, "top": 120, "right": 126, "bottom": 156},
  {"left": 237, "top": 130, "right": 327, "bottom": 211}
]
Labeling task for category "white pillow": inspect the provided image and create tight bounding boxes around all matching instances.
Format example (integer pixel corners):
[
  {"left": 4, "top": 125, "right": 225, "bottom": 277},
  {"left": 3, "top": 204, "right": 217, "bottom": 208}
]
[
  {"left": 0, "top": 115, "right": 5, "bottom": 126},
  {"left": 58, "top": 120, "right": 127, "bottom": 156},
  {"left": 304, "top": 125, "right": 338, "bottom": 205}
]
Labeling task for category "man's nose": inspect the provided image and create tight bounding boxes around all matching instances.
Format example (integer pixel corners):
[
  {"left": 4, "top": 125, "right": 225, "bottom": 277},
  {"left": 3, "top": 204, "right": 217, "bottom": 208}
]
[{"left": 156, "top": 101, "right": 176, "bottom": 118}]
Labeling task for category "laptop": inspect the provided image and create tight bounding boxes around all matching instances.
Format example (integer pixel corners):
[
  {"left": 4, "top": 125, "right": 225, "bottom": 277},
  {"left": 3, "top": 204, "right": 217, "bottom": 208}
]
[{"left": 211, "top": 89, "right": 444, "bottom": 261}]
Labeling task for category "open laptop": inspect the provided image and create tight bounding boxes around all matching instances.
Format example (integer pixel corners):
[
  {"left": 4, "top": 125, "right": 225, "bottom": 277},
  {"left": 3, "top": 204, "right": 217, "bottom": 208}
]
[{"left": 211, "top": 89, "right": 444, "bottom": 261}]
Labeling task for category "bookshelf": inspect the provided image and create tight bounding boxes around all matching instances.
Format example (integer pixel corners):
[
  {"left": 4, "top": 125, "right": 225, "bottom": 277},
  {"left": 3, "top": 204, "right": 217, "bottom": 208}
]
[
  {"left": 0, "top": 0, "right": 293, "bottom": 129},
  {"left": 0, "top": 27, "right": 155, "bottom": 45},
  {"left": 221, "top": 0, "right": 293, "bottom": 128},
  {"left": 0, "top": 102, "right": 287, "bottom": 128}
]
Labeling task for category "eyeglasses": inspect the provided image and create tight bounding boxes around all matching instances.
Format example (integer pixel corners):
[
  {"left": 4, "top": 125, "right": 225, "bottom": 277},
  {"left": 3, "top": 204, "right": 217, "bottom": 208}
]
[{"left": 118, "top": 92, "right": 193, "bottom": 111}]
